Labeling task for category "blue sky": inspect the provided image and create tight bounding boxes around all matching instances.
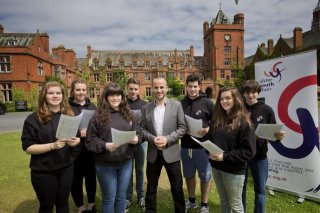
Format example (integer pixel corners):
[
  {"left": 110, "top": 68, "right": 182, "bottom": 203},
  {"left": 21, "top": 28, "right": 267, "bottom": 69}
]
[{"left": 0, "top": 0, "right": 318, "bottom": 58}]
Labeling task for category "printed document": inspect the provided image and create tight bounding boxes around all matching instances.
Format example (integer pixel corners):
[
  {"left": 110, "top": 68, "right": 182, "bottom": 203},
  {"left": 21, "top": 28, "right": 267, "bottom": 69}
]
[
  {"left": 185, "top": 115, "right": 203, "bottom": 138},
  {"left": 111, "top": 128, "right": 136, "bottom": 146},
  {"left": 56, "top": 112, "right": 83, "bottom": 139},
  {"left": 191, "top": 136, "right": 224, "bottom": 155},
  {"left": 255, "top": 123, "right": 284, "bottom": 141},
  {"left": 79, "top": 109, "right": 95, "bottom": 129}
]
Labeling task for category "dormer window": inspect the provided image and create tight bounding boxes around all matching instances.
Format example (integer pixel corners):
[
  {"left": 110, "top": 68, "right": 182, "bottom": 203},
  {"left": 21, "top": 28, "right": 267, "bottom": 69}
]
[{"left": 7, "top": 38, "right": 18, "bottom": 46}]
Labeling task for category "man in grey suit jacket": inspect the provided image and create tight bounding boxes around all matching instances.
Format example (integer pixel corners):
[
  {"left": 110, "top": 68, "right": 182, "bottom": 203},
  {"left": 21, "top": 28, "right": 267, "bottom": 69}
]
[{"left": 141, "top": 77, "right": 187, "bottom": 213}]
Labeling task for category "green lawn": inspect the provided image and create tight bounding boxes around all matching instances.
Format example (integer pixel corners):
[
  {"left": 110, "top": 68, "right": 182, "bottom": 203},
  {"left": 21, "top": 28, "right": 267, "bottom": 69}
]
[{"left": 0, "top": 132, "right": 319, "bottom": 212}]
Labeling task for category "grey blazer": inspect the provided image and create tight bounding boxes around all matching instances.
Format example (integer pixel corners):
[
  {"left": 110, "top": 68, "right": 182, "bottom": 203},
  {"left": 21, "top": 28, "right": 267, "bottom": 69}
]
[{"left": 141, "top": 98, "right": 186, "bottom": 164}]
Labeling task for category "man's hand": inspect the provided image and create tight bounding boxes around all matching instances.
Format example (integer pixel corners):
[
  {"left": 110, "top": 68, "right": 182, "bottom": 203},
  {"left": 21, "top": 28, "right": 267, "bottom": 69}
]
[{"left": 154, "top": 136, "right": 168, "bottom": 150}]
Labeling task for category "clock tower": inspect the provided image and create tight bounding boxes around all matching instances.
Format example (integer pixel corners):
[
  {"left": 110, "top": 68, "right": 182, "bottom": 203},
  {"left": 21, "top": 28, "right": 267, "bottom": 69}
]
[{"left": 203, "top": 7, "right": 244, "bottom": 85}]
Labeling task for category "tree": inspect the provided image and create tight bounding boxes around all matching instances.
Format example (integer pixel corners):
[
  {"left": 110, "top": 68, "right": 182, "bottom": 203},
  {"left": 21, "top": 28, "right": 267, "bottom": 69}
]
[
  {"left": 76, "top": 58, "right": 92, "bottom": 82},
  {"left": 28, "top": 85, "right": 39, "bottom": 111},
  {"left": 113, "top": 69, "right": 129, "bottom": 91},
  {"left": 12, "top": 86, "right": 26, "bottom": 101},
  {"left": 45, "top": 75, "right": 66, "bottom": 87},
  {"left": 166, "top": 71, "right": 185, "bottom": 96}
]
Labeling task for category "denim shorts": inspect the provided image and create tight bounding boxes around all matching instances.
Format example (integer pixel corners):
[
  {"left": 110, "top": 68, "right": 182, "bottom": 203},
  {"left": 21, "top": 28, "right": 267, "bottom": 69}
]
[{"left": 181, "top": 147, "right": 212, "bottom": 182}]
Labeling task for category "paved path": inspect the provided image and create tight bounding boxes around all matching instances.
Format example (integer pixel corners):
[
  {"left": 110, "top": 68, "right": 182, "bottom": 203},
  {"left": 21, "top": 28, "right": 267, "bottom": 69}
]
[{"left": 0, "top": 111, "right": 32, "bottom": 133}]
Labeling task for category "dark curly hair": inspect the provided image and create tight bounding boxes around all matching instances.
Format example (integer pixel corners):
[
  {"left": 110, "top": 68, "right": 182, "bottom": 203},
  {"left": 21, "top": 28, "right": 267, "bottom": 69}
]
[{"left": 94, "top": 82, "right": 132, "bottom": 127}]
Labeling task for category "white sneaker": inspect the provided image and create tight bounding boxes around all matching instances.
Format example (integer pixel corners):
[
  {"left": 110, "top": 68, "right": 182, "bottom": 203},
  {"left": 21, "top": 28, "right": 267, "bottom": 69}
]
[
  {"left": 138, "top": 197, "right": 146, "bottom": 211},
  {"left": 197, "top": 206, "right": 209, "bottom": 213},
  {"left": 125, "top": 200, "right": 131, "bottom": 212},
  {"left": 185, "top": 200, "right": 198, "bottom": 212}
]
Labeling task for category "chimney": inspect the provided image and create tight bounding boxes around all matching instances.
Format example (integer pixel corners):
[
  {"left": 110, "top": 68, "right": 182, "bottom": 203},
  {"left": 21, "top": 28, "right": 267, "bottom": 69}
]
[
  {"left": 190, "top": 45, "right": 194, "bottom": 58},
  {"left": 0, "top": 25, "right": 3, "bottom": 33},
  {"left": 267, "top": 39, "right": 274, "bottom": 55},
  {"left": 260, "top": 43, "right": 266, "bottom": 48},
  {"left": 40, "top": 32, "right": 49, "bottom": 52},
  {"left": 233, "top": 13, "right": 244, "bottom": 26},
  {"left": 52, "top": 45, "right": 66, "bottom": 59},
  {"left": 203, "top": 21, "right": 209, "bottom": 35},
  {"left": 87, "top": 45, "right": 92, "bottom": 58},
  {"left": 293, "top": 27, "right": 303, "bottom": 50},
  {"left": 65, "top": 49, "right": 76, "bottom": 68}
]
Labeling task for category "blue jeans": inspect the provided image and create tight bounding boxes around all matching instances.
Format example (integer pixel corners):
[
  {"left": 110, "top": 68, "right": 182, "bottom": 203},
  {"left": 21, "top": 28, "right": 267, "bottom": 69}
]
[
  {"left": 212, "top": 168, "right": 245, "bottom": 213},
  {"left": 126, "top": 142, "right": 147, "bottom": 201},
  {"left": 96, "top": 160, "right": 132, "bottom": 213},
  {"left": 242, "top": 158, "right": 268, "bottom": 213}
]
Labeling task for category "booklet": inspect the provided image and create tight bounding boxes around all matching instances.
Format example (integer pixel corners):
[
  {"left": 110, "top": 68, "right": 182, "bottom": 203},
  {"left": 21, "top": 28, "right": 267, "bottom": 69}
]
[
  {"left": 56, "top": 112, "right": 83, "bottom": 139},
  {"left": 111, "top": 127, "right": 136, "bottom": 146},
  {"left": 79, "top": 109, "right": 95, "bottom": 129},
  {"left": 185, "top": 115, "right": 203, "bottom": 138},
  {"left": 191, "top": 136, "right": 224, "bottom": 155},
  {"left": 255, "top": 123, "right": 284, "bottom": 141}
]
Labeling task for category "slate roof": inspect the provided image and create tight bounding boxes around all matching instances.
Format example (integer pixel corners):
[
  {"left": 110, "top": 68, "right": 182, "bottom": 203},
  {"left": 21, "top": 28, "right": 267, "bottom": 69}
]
[{"left": 0, "top": 33, "right": 36, "bottom": 47}]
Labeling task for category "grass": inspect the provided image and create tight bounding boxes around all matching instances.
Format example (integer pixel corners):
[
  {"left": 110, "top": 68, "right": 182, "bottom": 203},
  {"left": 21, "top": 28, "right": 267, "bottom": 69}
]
[{"left": 0, "top": 132, "right": 319, "bottom": 213}]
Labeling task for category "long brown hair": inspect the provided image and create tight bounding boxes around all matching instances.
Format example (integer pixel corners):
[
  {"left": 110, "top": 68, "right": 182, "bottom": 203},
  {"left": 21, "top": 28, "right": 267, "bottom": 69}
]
[
  {"left": 211, "top": 86, "right": 252, "bottom": 130},
  {"left": 70, "top": 79, "right": 88, "bottom": 99},
  {"left": 37, "top": 81, "right": 74, "bottom": 123},
  {"left": 94, "top": 82, "right": 132, "bottom": 127}
]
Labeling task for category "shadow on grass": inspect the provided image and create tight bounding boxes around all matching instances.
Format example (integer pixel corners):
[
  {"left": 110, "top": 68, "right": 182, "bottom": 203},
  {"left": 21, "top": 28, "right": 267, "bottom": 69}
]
[
  {"left": 13, "top": 199, "right": 38, "bottom": 213},
  {"left": 126, "top": 185, "right": 220, "bottom": 212}
]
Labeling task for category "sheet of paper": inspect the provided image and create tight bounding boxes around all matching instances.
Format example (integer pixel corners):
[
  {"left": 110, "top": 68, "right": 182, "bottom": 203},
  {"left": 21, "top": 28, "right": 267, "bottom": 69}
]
[
  {"left": 185, "top": 115, "right": 203, "bottom": 137},
  {"left": 79, "top": 109, "right": 95, "bottom": 129},
  {"left": 191, "top": 136, "right": 224, "bottom": 155},
  {"left": 255, "top": 123, "right": 284, "bottom": 141},
  {"left": 56, "top": 112, "right": 83, "bottom": 139},
  {"left": 111, "top": 128, "right": 136, "bottom": 146}
]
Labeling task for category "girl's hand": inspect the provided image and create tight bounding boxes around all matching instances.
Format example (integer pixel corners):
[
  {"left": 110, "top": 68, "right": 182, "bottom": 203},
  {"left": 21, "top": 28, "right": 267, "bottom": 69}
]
[
  {"left": 128, "top": 135, "right": 138, "bottom": 144},
  {"left": 66, "top": 137, "right": 81, "bottom": 147},
  {"left": 209, "top": 152, "right": 223, "bottom": 161},
  {"left": 274, "top": 131, "right": 285, "bottom": 141},
  {"left": 106, "top": 143, "right": 119, "bottom": 152},
  {"left": 51, "top": 139, "right": 67, "bottom": 150}
]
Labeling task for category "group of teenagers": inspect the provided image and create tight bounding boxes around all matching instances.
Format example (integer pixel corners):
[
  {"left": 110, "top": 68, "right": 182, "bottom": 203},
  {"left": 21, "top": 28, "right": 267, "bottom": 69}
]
[{"left": 21, "top": 74, "right": 284, "bottom": 213}]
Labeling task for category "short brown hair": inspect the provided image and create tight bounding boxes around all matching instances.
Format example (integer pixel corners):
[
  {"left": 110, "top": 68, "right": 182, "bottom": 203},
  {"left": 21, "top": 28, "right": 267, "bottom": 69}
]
[
  {"left": 242, "top": 80, "right": 261, "bottom": 94},
  {"left": 127, "top": 78, "right": 141, "bottom": 86}
]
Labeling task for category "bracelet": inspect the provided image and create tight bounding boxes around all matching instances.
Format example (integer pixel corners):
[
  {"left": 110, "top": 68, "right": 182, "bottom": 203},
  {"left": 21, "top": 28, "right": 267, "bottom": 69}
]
[{"left": 50, "top": 143, "right": 53, "bottom": 150}]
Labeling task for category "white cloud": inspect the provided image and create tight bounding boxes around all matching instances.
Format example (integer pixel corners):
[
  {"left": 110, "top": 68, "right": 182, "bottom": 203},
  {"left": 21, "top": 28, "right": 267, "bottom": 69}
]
[{"left": 0, "top": 0, "right": 318, "bottom": 58}]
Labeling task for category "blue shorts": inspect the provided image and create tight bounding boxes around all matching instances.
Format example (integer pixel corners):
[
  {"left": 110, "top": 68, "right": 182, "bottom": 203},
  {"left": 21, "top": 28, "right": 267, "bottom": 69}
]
[{"left": 181, "top": 147, "right": 212, "bottom": 182}]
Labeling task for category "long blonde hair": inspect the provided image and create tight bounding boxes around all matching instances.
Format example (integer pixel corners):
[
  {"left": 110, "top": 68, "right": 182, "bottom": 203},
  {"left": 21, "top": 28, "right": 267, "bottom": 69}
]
[
  {"left": 37, "top": 81, "right": 74, "bottom": 123},
  {"left": 211, "top": 86, "right": 252, "bottom": 130}
]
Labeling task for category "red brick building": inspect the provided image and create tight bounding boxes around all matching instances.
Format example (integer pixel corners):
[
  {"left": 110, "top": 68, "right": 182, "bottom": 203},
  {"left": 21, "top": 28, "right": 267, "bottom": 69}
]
[
  {"left": 81, "top": 45, "right": 213, "bottom": 100},
  {"left": 80, "top": 8, "right": 244, "bottom": 100},
  {"left": 244, "top": 0, "right": 320, "bottom": 81},
  {"left": 203, "top": 8, "right": 245, "bottom": 86},
  {"left": 0, "top": 25, "right": 77, "bottom": 102}
]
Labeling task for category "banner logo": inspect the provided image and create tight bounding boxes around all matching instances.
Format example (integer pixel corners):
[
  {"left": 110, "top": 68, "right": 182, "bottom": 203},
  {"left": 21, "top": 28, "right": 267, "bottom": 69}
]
[{"left": 264, "top": 61, "right": 286, "bottom": 81}]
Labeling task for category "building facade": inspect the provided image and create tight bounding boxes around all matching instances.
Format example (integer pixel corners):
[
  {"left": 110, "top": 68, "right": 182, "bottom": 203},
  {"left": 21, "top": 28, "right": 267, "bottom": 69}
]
[
  {"left": 244, "top": 0, "right": 320, "bottom": 81},
  {"left": 0, "top": 25, "right": 77, "bottom": 103},
  {"left": 80, "top": 8, "right": 244, "bottom": 100},
  {"left": 81, "top": 45, "right": 213, "bottom": 100},
  {"left": 203, "top": 8, "right": 245, "bottom": 86}
]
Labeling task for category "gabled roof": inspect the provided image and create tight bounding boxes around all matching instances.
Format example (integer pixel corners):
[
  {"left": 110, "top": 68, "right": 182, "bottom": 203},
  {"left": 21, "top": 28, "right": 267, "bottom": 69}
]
[
  {"left": 0, "top": 33, "right": 36, "bottom": 47},
  {"left": 90, "top": 49, "right": 191, "bottom": 66},
  {"left": 212, "top": 9, "right": 231, "bottom": 25},
  {"left": 280, "top": 30, "right": 320, "bottom": 49}
]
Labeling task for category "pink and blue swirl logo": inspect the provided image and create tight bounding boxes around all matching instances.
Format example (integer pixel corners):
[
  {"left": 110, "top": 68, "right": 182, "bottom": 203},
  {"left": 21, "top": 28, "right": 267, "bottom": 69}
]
[{"left": 263, "top": 61, "right": 286, "bottom": 81}]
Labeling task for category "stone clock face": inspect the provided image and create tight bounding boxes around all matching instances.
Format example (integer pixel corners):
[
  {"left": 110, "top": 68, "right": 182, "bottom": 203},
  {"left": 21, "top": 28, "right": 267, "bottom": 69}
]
[{"left": 224, "top": 35, "right": 231, "bottom": 41}]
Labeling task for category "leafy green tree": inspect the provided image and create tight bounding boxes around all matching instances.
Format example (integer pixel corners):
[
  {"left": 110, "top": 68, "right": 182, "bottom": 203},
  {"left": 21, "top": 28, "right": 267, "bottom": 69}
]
[
  {"left": 76, "top": 58, "right": 92, "bottom": 82},
  {"left": 166, "top": 71, "right": 185, "bottom": 96},
  {"left": 28, "top": 85, "right": 39, "bottom": 111},
  {"left": 12, "top": 86, "right": 26, "bottom": 101},
  {"left": 45, "top": 75, "right": 66, "bottom": 87},
  {"left": 113, "top": 69, "right": 129, "bottom": 91}
]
